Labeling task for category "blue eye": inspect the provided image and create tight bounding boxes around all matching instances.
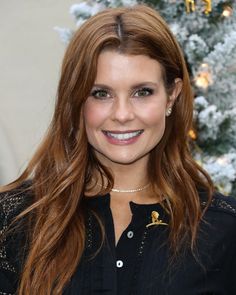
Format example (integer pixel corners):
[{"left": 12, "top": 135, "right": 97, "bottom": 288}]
[
  {"left": 134, "top": 87, "right": 154, "bottom": 97},
  {"left": 91, "top": 89, "right": 111, "bottom": 99}
]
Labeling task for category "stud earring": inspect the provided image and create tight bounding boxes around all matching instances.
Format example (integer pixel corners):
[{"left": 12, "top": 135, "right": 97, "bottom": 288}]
[{"left": 166, "top": 107, "right": 172, "bottom": 117}]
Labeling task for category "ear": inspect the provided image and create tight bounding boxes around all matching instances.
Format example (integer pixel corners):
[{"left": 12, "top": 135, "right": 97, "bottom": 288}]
[{"left": 166, "top": 78, "right": 183, "bottom": 110}]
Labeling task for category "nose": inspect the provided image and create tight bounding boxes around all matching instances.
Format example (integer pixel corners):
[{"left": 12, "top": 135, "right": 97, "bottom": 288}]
[{"left": 111, "top": 97, "right": 135, "bottom": 124}]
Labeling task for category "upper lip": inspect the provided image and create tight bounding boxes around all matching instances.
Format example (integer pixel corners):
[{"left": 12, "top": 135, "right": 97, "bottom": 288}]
[{"left": 102, "top": 129, "right": 144, "bottom": 134}]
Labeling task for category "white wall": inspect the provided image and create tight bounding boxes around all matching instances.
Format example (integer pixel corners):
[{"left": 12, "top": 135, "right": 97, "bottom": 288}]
[{"left": 0, "top": 0, "right": 77, "bottom": 184}]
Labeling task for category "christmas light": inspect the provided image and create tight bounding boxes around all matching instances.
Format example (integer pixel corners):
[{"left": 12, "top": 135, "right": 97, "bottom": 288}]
[
  {"left": 195, "top": 63, "right": 213, "bottom": 89},
  {"left": 222, "top": 6, "right": 233, "bottom": 17},
  {"left": 195, "top": 75, "right": 209, "bottom": 88},
  {"left": 216, "top": 157, "right": 228, "bottom": 165},
  {"left": 188, "top": 129, "right": 197, "bottom": 140}
]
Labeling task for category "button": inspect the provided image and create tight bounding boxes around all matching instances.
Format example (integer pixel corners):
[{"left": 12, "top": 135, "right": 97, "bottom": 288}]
[
  {"left": 127, "top": 230, "right": 134, "bottom": 239},
  {"left": 116, "top": 260, "right": 123, "bottom": 268}
]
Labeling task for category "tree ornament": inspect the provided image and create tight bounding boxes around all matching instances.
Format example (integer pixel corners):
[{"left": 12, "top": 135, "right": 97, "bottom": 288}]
[
  {"left": 185, "top": 0, "right": 195, "bottom": 13},
  {"left": 185, "top": 0, "right": 212, "bottom": 14},
  {"left": 202, "top": 0, "right": 211, "bottom": 14}
]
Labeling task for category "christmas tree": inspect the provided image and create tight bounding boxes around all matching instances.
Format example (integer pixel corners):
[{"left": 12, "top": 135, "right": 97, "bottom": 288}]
[{"left": 55, "top": 0, "right": 236, "bottom": 195}]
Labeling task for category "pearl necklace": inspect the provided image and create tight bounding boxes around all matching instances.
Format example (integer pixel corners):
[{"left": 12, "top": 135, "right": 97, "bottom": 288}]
[{"left": 96, "top": 182, "right": 151, "bottom": 193}]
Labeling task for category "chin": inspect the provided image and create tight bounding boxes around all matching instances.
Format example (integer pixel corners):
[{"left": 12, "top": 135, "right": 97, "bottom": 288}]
[
  {"left": 97, "top": 151, "right": 149, "bottom": 167},
  {"left": 110, "top": 159, "right": 138, "bottom": 165}
]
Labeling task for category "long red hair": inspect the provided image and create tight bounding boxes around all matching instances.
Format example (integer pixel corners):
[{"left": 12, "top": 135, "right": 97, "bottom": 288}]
[{"left": 0, "top": 5, "right": 213, "bottom": 294}]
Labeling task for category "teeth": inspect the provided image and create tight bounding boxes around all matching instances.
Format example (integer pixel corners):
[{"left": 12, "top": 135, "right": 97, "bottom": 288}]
[{"left": 106, "top": 130, "right": 143, "bottom": 140}]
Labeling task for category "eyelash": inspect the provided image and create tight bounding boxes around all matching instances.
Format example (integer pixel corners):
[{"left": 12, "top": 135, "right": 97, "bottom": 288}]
[
  {"left": 90, "top": 87, "right": 154, "bottom": 99},
  {"left": 91, "top": 89, "right": 110, "bottom": 99},
  {"left": 134, "top": 87, "right": 154, "bottom": 97}
]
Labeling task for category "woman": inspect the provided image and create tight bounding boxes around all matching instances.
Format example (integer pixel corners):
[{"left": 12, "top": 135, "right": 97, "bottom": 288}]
[{"left": 0, "top": 5, "right": 235, "bottom": 295}]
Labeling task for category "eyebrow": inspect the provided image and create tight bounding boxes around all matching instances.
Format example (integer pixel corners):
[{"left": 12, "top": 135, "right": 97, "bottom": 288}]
[{"left": 92, "top": 82, "right": 158, "bottom": 90}]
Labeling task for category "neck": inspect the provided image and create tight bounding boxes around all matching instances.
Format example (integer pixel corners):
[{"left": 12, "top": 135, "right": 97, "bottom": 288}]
[
  {"left": 104, "top": 159, "right": 149, "bottom": 190},
  {"left": 85, "top": 157, "right": 156, "bottom": 200}
]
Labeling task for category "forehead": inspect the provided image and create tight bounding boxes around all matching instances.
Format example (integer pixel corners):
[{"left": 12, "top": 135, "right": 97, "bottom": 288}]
[{"left": 95, "top": 51, "right": 164, "bottom": 84}]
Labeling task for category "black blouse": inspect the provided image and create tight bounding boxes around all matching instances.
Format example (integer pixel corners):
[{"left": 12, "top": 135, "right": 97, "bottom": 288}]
[{"left": 0, "top": 188, "right": 236, "bottom": 295}]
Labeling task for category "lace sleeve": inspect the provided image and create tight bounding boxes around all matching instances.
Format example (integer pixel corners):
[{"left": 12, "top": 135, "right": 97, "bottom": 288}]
[
  {"left": 0, "top": 190, "right": 26, "bottom": 294},
  {"left": 200, "top": 191, "right": 236, "bottom": 217}
]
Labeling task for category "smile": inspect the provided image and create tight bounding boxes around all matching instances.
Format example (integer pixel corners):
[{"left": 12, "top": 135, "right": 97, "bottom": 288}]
[{"left": 103, "top": 130, "right": 144, "bottom": 140}]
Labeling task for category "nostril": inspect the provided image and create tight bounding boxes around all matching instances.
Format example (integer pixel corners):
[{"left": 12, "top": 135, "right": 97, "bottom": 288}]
[{"left": 111, "top": 101, "right": 135, "bottom": 123}]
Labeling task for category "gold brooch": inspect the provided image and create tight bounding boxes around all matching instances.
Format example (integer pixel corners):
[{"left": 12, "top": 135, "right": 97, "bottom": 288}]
[{"left": 146, "top": 211, "right": 168, "bottom": 228}]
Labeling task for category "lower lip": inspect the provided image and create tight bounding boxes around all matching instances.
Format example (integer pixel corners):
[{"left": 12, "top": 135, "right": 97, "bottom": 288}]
[{"left": 102, "top": 132, "right": 143, "bottom": 145}]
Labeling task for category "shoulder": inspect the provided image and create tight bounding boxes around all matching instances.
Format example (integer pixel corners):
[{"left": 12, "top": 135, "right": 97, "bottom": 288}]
[
  {"left": 0, "top": 180, "right": 33, "bottom": 223},
  {"left": 199, "top": 190, "right": 236, "bottom": 218},
  {"left": 0, "top": 181, "right": 33, "bottom": 292},
  {"left": 0, "top": 180, "right": 34, "bottom": 262},
  {"left": 199, "top": 190, "right": 236, "bottom": 246}
]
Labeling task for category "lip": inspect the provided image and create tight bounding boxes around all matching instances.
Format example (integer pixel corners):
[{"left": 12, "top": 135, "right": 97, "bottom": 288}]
[
  {"left": 102, "top": 129, "right": 144, "bottom": 145},
  {"left": 103, "top": 129, "right": 143, "bottom": 133}
]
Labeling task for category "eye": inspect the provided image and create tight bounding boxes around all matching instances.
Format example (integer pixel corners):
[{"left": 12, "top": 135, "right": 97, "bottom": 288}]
[
  {"left": 134, "top": 87, "right": 154, "bottom": 97},
  {"left": 91, "top": 89, "right": 111, "bottom": 99}
]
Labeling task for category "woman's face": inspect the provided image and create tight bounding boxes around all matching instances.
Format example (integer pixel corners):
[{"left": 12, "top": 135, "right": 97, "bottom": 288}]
[{"left": 83, "top": 51, "right": 180, "bottom": 168}]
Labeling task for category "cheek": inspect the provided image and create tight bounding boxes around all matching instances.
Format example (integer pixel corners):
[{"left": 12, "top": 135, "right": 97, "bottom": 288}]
[
  {"left": 83, "top": 101, "right": 107, "bottom": 130},
  {"left": 141, "top": 105, "right": 166, "bottom": 128},
  {"left": 83, "top": 103, "right": 98, "bottom": 145}
]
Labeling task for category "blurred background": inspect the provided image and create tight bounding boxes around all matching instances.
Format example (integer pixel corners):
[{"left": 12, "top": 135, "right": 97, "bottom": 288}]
[
  {"left": 0, "top": 0, "right": 76, "bottom": 184},
  {"left": 1, "top": 0, "right": 236, "bottom": 194}
]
